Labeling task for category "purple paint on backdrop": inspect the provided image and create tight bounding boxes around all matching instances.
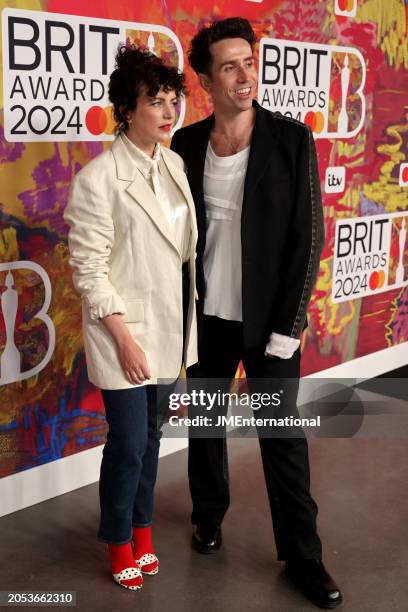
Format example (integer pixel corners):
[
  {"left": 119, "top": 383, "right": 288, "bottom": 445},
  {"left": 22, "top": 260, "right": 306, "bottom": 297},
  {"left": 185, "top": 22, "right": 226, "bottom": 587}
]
[
  {"left": 18, "top": 142, "right": 104, "bottom": 235},
  {"left": 0, "top": 127, "right": 25, "bottom": 163},
  {"left": 390, "top": 287, "right": 408, "bottom": 343},
  {"left": 359, "top": 193, "right": 386, "bottom": 216}
]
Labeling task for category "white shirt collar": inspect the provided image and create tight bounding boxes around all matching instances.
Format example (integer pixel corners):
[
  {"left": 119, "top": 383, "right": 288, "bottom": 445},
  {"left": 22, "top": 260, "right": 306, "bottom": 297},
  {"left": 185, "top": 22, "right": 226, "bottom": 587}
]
[{"left": 120, "top": 131, "right": 161, "bottom": 179}]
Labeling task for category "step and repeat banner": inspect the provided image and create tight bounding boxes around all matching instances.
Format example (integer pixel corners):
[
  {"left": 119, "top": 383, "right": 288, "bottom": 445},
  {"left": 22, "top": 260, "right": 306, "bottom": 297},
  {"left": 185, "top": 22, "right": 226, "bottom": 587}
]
[{"left": 0, "top": 0, "right": 407, "bottom": 479}]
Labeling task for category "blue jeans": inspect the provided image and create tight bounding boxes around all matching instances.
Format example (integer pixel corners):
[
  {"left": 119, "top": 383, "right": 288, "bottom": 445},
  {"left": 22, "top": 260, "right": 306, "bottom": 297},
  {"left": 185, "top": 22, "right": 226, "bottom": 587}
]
[
  {"left": 97, "top": 263, "right": 190, "bottom": 544},
  {"left": 97, "top": 385, "right": 163, "bottom": 545}
]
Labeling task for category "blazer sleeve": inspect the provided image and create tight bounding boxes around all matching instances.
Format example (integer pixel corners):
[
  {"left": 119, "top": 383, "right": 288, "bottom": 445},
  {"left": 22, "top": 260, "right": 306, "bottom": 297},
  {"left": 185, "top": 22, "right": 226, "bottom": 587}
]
[
  {"left": 270, "top": 126, "right": 325, "bottom": 338},
  {"left": 64, "top": 170, "right": 127, "bottom": 321}
]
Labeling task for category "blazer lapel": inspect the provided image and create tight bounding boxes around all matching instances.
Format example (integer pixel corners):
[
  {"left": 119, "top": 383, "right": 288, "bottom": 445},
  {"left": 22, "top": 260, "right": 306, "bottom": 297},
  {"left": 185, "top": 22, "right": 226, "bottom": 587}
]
[
  {"left": 188, "top": 115, "right": 213, "bottom": 205},
  {"left": 126, "top": 176, "right": 181, "bottom": 255},
  {"left": 186, "top": 115, "right": 213, "bottom": 257},
  {"left": 161, "top": 149, "right": 198, "bottom": 245},
  {"left": 243, "top": 100, "right": 278, "bottom": 210},
  {"left": 111, "top": 135, "right": 180, "bottom": 256}
]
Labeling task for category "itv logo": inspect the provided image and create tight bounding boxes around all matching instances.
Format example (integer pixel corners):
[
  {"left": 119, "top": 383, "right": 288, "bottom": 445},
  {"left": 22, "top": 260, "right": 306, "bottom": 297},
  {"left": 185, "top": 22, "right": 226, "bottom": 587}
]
[{"left": 325, "top": 166, "right": 346, "bottom": 193}]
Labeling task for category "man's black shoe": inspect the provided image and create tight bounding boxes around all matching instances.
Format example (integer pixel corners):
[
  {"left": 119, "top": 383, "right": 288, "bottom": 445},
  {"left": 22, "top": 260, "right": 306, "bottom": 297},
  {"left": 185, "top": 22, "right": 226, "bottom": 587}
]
[
  {"left": 285, "top": 559, "right": 343, "bottom": 609},
  {"left": 192, "top": 525, "right": 222, "bottom": 554}
]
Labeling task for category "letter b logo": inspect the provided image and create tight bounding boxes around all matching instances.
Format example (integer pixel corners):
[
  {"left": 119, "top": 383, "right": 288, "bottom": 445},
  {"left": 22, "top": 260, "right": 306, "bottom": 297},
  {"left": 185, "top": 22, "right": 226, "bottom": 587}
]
[{"left": 0, "top": 261, "right": 55, "bottom": 385}]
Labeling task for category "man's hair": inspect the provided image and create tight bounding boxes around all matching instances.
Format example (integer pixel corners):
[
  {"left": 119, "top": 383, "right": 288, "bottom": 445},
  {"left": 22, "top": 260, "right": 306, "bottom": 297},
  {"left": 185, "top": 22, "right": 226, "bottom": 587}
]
[
  {"left": 108, "top": 45, "right": 186, "bottom": 132},
  {"left": 188, "top": 17, "right": 256, "bottom": 76}
]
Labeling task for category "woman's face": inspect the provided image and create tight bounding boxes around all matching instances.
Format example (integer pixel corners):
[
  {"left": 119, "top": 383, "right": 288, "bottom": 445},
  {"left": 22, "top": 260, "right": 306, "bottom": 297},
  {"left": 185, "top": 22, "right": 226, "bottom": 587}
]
[{"left": 126, "top": 86, "right": 179, "bottom": 147}]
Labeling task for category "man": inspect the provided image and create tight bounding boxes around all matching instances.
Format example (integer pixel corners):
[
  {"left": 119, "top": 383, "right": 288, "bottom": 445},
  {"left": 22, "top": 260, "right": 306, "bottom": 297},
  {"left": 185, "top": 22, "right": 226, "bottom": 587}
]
[{"left": 171, "top": 17, "right": 342, "bottom": 609}]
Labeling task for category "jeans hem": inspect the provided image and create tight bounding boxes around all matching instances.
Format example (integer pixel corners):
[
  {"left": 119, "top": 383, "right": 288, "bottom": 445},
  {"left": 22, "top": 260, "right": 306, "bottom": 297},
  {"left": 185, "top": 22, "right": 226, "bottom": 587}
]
[
  {"left": 132, "top": 522, "right": 152, "bottom": 528},
  {"left": 97, "top": 534, "right": 133, "bottom": 546}
]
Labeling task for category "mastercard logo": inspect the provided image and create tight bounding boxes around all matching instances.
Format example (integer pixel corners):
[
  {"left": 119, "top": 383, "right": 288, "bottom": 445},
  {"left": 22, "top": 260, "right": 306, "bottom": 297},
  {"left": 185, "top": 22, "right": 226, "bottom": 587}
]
[
  {"left": 303, "top": 110, "right": 325, "bottom": 134},
  {"left": 85, "top": 106, "right": 116, "bottom": 136},
  {"left": 337, "top": 0, "right": 355, "bottom": 10},
  {"left": 399, "top": 163, "right": 408, "bottom": 186},
  {"left": 369, "top": 270, "right": 385, "bottom": 291}
]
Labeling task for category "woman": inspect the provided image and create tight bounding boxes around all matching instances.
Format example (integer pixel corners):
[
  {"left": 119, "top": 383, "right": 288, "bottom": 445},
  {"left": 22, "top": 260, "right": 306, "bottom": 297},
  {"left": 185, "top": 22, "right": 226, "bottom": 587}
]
[{"left": 64, "top": 45, "right": 198, "bottom": 591}]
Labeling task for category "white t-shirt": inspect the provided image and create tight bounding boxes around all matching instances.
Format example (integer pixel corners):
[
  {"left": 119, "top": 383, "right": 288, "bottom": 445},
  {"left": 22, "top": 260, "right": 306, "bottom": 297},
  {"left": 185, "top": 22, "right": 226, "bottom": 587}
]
[
  {"left": 202, "top": 139, "right": 300, "bottom": 359},
  {"left": 203, "top": 141, "right": 250, "bottom": 321}
]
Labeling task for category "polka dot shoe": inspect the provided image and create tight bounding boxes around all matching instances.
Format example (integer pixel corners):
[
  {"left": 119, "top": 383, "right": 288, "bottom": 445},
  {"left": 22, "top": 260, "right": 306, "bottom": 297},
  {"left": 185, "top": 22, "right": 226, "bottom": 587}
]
[
  {"left": 112, "top": 565, "right": 143, "bottom": 590},
  {"left": 107, "top": 543, "right": 143, "bottom": 590},
  {"left": 136, "top": 552, "right": 159, "bottom": 575}
]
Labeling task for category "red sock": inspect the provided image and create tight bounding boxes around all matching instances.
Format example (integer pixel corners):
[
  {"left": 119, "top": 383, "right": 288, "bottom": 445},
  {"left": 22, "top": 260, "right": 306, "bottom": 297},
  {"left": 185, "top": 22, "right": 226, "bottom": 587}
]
[
  {"left": 108, "top": 543, "right": 143, "bottom": 589},
  {"left": 132, "top": 526, "right": 154, "bottom": 558},
  {"left": 132, "top": 527, "right": 159, "bottom": 574}
]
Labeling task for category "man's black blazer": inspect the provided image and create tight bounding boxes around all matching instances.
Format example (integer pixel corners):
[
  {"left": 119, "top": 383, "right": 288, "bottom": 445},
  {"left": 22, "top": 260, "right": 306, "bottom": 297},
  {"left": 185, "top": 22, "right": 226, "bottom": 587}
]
[{"left": 171, "top": 100, "right": 325, "bottom": 350}]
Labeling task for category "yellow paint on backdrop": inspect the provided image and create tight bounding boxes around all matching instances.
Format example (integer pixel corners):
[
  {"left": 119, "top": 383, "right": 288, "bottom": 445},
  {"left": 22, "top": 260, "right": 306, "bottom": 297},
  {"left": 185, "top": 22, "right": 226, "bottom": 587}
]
[
  {"left": 0, "top": 142, "right": 55, "bottom": 223},
  {"left": 364, "top": 113, "right": 408, "bottom": 213},
  {"left": 357, "top": 0, "right": 408, "bottom": 69},
  {"left": 0, "top": 226, "right": 19, "bottom": 262}
]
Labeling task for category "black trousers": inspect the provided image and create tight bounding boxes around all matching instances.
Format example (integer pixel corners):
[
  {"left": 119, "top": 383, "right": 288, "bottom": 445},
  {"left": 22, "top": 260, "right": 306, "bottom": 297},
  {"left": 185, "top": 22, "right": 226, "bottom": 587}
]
[{"left": 187, "top": 315, "right": 322, "bottom": 560}]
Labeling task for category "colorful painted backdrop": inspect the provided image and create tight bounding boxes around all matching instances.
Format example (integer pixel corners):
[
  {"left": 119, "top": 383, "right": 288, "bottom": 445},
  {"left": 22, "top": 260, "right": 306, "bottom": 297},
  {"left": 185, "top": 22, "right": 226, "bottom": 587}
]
[{"left": 0, "top": 0, "right": 407, "bottom": 478}]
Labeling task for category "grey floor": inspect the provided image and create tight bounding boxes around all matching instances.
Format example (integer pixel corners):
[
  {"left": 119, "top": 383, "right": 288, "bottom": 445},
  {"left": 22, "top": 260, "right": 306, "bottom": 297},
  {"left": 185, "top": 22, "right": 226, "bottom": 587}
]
[{"left": 1, "top": 434, "right": 408, "bottom": 611}]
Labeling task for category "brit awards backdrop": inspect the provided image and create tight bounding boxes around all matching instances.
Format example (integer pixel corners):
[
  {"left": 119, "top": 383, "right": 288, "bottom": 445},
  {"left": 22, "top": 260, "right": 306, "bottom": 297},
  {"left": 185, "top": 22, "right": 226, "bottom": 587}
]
[{"left": 0, "top": 0, "right": 407, "bottom": 480}]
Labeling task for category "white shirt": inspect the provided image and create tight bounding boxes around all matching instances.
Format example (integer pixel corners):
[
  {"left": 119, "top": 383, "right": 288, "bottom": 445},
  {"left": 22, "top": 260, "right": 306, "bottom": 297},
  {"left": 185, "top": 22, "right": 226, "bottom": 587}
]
[
  {"left": 203, "top": 141, "right": 249, "bottom": 321},
  {"left": 203, "top": 140, "right": 300, "bottom": 359},
  {"left": 121, "top": 132, "right": 191, "bottom": 262}
]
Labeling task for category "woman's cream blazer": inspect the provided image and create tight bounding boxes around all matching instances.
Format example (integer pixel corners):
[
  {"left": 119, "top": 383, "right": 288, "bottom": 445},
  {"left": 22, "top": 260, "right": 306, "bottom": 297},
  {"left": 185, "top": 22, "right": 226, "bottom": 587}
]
[{"left": 64, "top": 134, "right": 198, "bottom": 389}]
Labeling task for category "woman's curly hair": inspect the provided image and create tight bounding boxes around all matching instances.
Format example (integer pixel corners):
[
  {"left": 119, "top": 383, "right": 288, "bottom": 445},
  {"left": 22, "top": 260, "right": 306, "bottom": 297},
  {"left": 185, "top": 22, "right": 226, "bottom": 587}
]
[{"left": 108, "top": 45, "right": 186, "bottom": 132}]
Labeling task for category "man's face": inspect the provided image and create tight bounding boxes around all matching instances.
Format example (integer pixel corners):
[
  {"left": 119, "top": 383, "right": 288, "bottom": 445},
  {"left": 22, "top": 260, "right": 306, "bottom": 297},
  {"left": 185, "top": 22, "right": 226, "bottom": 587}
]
[{"left": 201, "top": 37, "right": 257, "bottom": 114}]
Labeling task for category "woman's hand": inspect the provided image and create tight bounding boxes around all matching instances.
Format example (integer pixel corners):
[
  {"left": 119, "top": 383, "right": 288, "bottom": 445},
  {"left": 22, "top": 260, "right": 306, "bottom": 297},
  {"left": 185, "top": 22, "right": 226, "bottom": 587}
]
[
  {"left": 101, "top": 313, "right": 151, "bottom": 384},
  {"left": 117, "top": 337, "right": 151, "bottom": 385}
]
